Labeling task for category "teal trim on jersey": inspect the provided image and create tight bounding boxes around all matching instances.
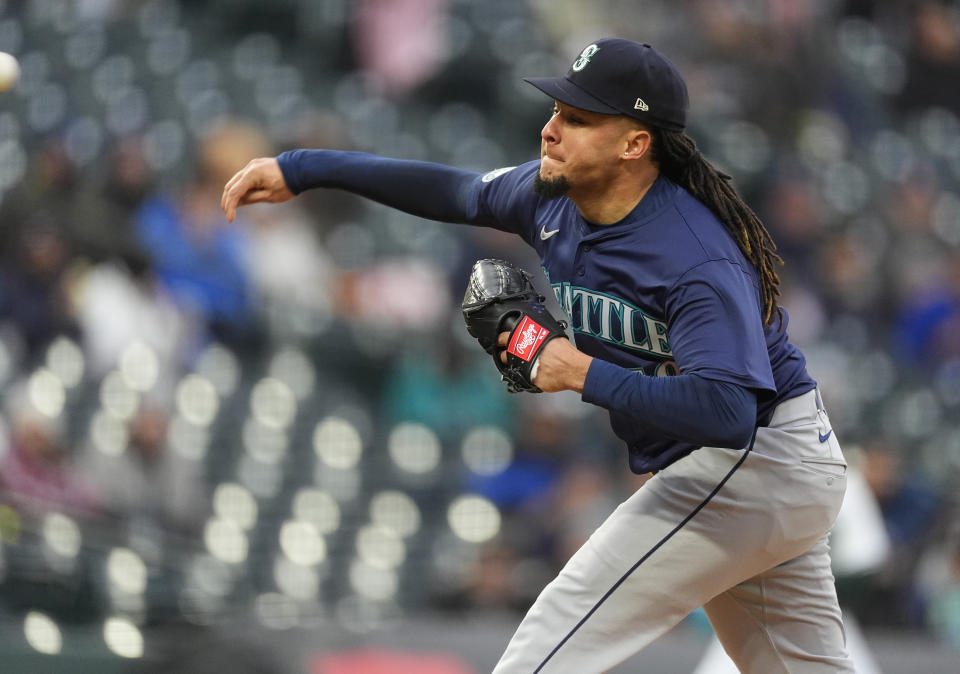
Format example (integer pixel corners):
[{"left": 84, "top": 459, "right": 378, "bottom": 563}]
[{"left": 551, "top": 281, "right": 674, "bottom": 359}]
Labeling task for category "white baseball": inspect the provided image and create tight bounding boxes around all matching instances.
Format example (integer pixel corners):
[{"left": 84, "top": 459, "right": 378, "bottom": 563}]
[{"left": 0, "top": 52, "right": 20, "bottom": 92}]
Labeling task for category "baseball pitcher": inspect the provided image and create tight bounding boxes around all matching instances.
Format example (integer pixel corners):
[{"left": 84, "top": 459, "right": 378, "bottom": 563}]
[{"left": 222, "top": 38, "right": 854, "bottom": 674}]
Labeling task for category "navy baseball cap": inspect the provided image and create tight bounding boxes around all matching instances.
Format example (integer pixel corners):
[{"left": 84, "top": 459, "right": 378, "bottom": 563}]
[{"left": 524, "top": 38, "right": 689, "bottom": 132}]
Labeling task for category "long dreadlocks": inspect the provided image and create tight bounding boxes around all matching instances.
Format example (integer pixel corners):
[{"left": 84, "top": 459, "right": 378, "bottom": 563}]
[{"left": 649, "top": 129, "right": 784, "bottom": 327}]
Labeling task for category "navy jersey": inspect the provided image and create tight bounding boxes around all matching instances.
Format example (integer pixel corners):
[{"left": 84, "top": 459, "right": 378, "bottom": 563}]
[{"left": 465, "top": 161, "right": 815, "bottom": 473}]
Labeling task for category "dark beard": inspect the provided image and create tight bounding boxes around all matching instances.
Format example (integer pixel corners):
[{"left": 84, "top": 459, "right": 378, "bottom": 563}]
[{"left": 533, "top": 171, "right": 570, "bottom": 199}]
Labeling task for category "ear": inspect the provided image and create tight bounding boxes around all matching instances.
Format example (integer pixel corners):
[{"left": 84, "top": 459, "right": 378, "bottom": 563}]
[{"left": 622, "top": 128, "right": 652, "bottom": 161}]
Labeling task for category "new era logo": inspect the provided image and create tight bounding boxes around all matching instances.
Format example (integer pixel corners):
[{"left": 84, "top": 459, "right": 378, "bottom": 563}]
[{"left": 634, "top": 98, "right": 649, "bottom": 112}]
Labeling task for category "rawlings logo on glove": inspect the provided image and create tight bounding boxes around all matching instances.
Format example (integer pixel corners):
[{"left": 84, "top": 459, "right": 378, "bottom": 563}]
[
  {"left": 462, "top": 259, "right": 568, "bottom": 393},
  {"left": 508, "top": 316, "right": 550, "bottom": 361}
]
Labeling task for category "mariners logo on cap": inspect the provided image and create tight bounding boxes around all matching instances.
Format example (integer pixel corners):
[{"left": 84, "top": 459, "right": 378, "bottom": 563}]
[{"left": 572, "top": 44, "right": 599, "bottom": 72}]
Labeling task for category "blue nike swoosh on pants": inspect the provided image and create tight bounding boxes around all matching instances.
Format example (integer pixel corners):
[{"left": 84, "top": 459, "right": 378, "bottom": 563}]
[{"left": 819, "top": 430, "right": 832, "bottom": 443}]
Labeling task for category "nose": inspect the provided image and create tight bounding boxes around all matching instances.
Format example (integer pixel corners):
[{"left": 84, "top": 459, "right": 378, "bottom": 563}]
[{"left": 541, "top": 114, "right": 559, "bottom": 145}]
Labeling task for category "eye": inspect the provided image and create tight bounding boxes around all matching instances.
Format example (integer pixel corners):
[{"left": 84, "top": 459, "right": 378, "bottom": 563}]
[{"left": 551, "top": 103, "right": 559, "bottom": 116}]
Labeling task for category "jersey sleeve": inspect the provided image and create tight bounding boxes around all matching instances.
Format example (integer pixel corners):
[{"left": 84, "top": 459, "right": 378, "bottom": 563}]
[
  {"left": 463, "top": 161, "right": 542, "bottom": 243},
  {"left": 275, "top": 150, "right": 543, "bottom": 242},
  {"left": 665, "top": 259, "right": 776, "bottom": 396},
  {"left": 276, "top": 150, "right": 481, "bottom": 224},
  {"left": 582, "top": 364, "right": 758, "bottom": 449}
]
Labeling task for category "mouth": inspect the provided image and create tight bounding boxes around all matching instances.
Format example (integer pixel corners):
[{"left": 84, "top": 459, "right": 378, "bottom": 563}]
[{"left": 540, "top": 142, "right": 561, "bottom": 163}]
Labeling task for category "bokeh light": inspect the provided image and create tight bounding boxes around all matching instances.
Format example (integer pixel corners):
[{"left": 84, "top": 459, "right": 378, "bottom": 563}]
[
  {"left": 313, "top": 416, "right": 363, "bottom": 469},
  {"left": 369, "top": 490, "right": 421, "bottom": 539},
  {"left": 100, "top": 370, "right": 140, "bottom": 421},
  {"left": 24, "top": 611, "right": 62, "bottom": 656},
  {"left": 291, "top": 488, "right": 341, "bottom": 536},
  {"left": 176, "top": 374, "right": 219, "bottom": 427},
  {"left": 212, "top": 483, "right": 259, "bottom": 531},
  {"left": 103, "top": 617, "right": 143, "bottom": 659},
  {"left": 107, "top": 548, "right": 148, "bottom": 596},
  {"left": 167, "top": 413, "right": 210, "bottom": 461},
  {"left": 119, "top": 340, "right": 159, "bottom": 392},
  {"left": 388, "top": 422, "right": 441, "bottom": 475},
  {"left": 274, "top": 556, "right": 320, "bottom": 601},
  {"left": 29, "top": 368, "right": 65, "bottom": 419},
  {"left": 204, "top": 517, "right": 249, "bottom": 565},
  {"left": 242, "top": 417, "right": 289, "bottom": 464},
  {"left": 356, "top": 524, "right": 405, "bottom": 570},
  {"left": 447, "top": 495, "right": 501, "bottom": 544},
  {"left": 194, "top": 343, "right": 240, "bottom": 398},
  {"left": 90, "top": 409, "right": 130, "bottom": 457},
  {"left": 42, "top": 512, "right": 81, "bottom": 558},
  {"left": 460, "top": 425, "right": 513, "bottom": 476},
  {"left": 250, "top": 377, "right": 297, "bottom": 430},
  {"left": 348, "top": 559, "right": 398, "bottom": 601},
  {"left": 45, "top": 336, "right": 84, "bottom": 388},
  {"left": 268, "top": 348, "right": 316, "bottom": 400},
  {"left": 279, "top": 520, "right": 327, "bottom": 567}
]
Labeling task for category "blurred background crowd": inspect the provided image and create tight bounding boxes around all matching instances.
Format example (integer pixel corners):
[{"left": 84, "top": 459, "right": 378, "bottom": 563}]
[{"left": 0, "top": 0, "right": 959, "bottom": 671}]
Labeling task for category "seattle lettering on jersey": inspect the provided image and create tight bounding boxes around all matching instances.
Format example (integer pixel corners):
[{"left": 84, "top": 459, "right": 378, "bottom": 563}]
[{"left": 551, "top": 281, "right": 672, "bottom": 359}]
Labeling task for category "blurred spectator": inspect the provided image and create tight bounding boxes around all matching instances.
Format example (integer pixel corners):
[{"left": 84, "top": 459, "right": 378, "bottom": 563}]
[
  {"left": 457, "top": 402, "right": 628, "bottom": 612},
  {"left": 80, "top": 403, "right": 206, "bottom": 535},
  {"left": 856, "top": 438, "right": 947, "bottom": 626},
  {"left": 241, "top": 201, "right": 338, "bottom": 339},
  {"left": 862, "top": 438, "right": 943, "bottom": 550},
  {"left": 0, "top": 137, "right": 102, "bottom": 263},
  {"left": 0, "top": 381, "right": 101, "bottom": 519},
  {"left": 133, "top": 121, "right": 264, "bottom": 348},
  {"left": 339, "top": 258, "right": 453, "bottom": 331},
  {"left": 919, "top": 521, "right": 960, "bottom": 648},
  {"left": 0, "top": 225, "right": 79, "bottom": 362},
  {"left": 69, "top": 250, "right": 193, "bottom": 390},
  {"left": 538, "top": 458, "right": 622, "bottom": 567},
  {"left": 465, "top": 408, "right": 565, "bottom": 512},
  {"left": 354, "top": 0, "right": 451, "bottom": 98},
  {"left": 382, "top": 321, "right": 514, "bottom": 441},
  {"left": 815, "top": 230, "right": 882, "bottom": 314},
  {"left": 897, "top": 1, "right": 960, "bottom": 115},
  {"left": 100, "top": 136, "right": 156, "bottom": 232},
  {"left": 892, "top": 249, "right": 960, "bottom": 365},
  {"left": 831, "top": 448, "right": 895, "bottom": 630},
  {"left": 690, "top": 0, "right": 827, "bottom": 136}
]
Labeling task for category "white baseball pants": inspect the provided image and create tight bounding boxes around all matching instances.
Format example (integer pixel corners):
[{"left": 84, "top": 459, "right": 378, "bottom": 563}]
[{"left": 492, "top": 388, "right": 855, "bottom": 673}]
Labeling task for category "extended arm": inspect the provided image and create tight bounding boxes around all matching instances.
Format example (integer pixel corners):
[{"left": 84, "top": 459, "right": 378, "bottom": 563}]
[{"left": 221, "top": 149, "right": 479, "bottom": 224}]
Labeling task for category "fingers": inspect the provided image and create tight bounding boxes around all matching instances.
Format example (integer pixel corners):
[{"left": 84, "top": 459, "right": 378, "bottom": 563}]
[
  {"left": 220, "top": 172, "right": 238, "bottom": 213},
  {"left": 221, "top": 157, "right": 294, "bottom": 221},
  {"left": 498, "top": 331, "right": 510, "bottom": 364},
  {"left": 220, "top": 158, "right": 268, "bottom": 222},
  {"left": 221, "top": 169, "right": 250, "bottom": 222}
]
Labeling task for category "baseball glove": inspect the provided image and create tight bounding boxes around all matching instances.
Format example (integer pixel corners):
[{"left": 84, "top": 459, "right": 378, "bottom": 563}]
[{"left": 462, "top": 258, "right": 568, "bottom": 393}]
